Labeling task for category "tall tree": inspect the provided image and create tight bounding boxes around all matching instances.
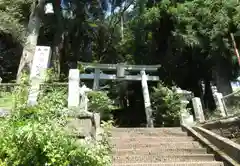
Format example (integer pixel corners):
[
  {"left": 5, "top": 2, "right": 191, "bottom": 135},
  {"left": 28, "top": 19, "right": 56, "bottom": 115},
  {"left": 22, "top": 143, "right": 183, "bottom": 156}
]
[{"left": 16, "top": 0, "right": 47, "bottom": 82}]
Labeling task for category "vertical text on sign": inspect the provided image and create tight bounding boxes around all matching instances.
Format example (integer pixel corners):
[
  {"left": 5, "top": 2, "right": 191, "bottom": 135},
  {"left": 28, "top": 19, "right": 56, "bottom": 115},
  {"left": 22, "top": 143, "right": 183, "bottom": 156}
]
[
  {"left": 28, "top": 46, "right": 51, "bottom": 106},
  {"left": 30, "top": 46, "right": 52, "bottom": 81}
]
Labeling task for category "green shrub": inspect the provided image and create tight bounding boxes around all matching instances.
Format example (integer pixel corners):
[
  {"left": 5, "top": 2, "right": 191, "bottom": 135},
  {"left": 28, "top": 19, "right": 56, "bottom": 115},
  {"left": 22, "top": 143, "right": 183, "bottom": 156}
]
[
  {"left": 151, "top": 82, "right": 182, "bottom": 127},
  {"left": 88, "top": 91, "right": 118, "bottom": 121},
  {"left": 0, "top": 84, "right": 111, "bottom": 166},
  {"left": 0, "top": 117, "right": 111, "bottom": 166}
]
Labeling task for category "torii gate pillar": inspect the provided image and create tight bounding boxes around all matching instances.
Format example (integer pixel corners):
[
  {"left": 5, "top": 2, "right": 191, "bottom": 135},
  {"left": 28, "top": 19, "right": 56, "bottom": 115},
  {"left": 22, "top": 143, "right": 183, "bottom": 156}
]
[{"left": 141, "top": 70, "right": 154, "bottom": 128}]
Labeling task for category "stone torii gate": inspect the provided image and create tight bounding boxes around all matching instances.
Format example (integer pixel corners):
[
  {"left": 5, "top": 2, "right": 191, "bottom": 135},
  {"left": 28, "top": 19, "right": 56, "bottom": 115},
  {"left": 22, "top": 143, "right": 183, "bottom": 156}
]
[{"left": 68, "top": 63, "right": 161, "bottom": 127}]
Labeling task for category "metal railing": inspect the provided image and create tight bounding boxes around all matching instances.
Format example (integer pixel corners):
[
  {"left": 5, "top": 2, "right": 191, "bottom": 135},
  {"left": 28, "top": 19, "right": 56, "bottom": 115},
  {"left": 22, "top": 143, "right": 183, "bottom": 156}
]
[
  {"left": 222, "top": 89, "right": 240, "bottom": 116},
  {"left": 198, "top": 90, "right": 240, "bottom": 144}
]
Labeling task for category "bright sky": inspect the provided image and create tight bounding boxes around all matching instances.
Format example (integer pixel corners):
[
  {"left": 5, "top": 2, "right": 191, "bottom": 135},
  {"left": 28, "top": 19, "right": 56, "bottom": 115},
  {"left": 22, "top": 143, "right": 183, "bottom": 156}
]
[{"left": 106, "top": 1, "right": 134, "bottom": 17}]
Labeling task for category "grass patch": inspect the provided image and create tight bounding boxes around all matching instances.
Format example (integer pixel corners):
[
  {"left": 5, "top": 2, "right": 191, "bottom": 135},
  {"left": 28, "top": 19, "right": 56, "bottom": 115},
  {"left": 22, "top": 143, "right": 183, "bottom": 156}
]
[{"left": 0, "top": 92, "right": 14, "bottom": 109}]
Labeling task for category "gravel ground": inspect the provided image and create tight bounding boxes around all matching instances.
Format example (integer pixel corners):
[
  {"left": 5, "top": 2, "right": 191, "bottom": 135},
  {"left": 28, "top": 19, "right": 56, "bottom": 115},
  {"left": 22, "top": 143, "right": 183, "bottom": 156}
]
[{"left": 210, "top": 127, "right": 240, "bottom": 144}]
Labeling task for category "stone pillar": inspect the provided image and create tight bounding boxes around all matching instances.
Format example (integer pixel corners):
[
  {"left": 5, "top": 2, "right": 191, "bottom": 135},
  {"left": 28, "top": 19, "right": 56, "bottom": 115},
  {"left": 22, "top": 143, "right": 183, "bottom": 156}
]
[
  {"left": 213, "top": 92, "right": 227, "bottom": 117},
  {"left": 210, "top": 82, "right": 227, "bottom": 117},
  {"left": 93, "top": 113, "right": 101, "bottom": 140},
  {"left": 210, "top": 83, "right": 218, "bottom": 94},
  {"left": 140, "top": 70, "right": 154, "bottom": 128},
  {"left": 93, "top": 68, "right": 100, "bottom": 90},
  {"left": 180, "top": 100, "right": 195, "bottom": 126},
  {"left": 192, "top": 97, "right": 205, "bottom": 123},
  {"left": 68, "top": 69, "right": 80, "bottom": 108},
  {"left": 27, "top": 46, "right": 51, "bottom": 106}
]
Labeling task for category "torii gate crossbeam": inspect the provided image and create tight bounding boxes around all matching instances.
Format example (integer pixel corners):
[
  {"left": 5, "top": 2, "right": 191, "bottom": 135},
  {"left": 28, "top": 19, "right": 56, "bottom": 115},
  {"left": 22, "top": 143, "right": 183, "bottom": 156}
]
[{"left": 68, "top": 63, "right": 161, "bottom": 127}]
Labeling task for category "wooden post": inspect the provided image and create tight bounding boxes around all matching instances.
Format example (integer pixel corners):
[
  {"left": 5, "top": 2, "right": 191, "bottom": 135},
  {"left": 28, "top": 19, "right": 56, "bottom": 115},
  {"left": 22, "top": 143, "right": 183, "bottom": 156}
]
[
  {"left": 68, "top": 69, "right": 80, "bottom": 108},
  {"left": 93, "top": 68, "right": 100, "bottom": 90},
  {"left": 140, "top": 70, "right": 154, "bottom": 128},
  {"left": 27, "top": 46, "right": 51, "bottom": 106}
]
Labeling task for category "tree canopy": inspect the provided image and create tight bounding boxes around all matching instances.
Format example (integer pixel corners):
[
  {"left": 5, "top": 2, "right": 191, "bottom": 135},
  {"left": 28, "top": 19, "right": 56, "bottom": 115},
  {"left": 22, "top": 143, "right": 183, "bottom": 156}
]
[{"left": 1, "top": 0, "right": 240, "bottom": 90}]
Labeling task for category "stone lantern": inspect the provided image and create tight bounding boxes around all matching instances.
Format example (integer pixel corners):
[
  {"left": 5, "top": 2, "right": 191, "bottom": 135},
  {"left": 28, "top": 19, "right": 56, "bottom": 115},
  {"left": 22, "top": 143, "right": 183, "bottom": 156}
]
[{"left": 175, "top": 87, "right": 195, "bottom": 126}]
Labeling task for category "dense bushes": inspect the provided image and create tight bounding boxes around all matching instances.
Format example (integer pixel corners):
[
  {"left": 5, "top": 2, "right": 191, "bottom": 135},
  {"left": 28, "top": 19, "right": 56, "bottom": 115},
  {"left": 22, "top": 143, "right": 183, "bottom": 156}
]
[
  {"left": 0, "top": 118, "right": 111, "bottom": 166},
  {"left": 86, "top": 83, "right": 182, "bottom": 127},
  {"left": 88, "top": 91, "right": 118, "bottom": 121},
  {"left": 151, "top": 83, "right": 182, "bottom": 127},
  {"left": 0, "top": 85, "right": 111, "bottom": 166}
]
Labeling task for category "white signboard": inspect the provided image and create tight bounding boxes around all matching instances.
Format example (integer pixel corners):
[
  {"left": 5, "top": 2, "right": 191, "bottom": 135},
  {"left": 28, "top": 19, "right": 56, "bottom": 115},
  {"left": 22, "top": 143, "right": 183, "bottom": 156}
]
[
  {"left": 28, "top": 46, "right": 51, "bottom": 105},
  {"left": 30, "top": 46, "right": 51, "bottom": 81}
]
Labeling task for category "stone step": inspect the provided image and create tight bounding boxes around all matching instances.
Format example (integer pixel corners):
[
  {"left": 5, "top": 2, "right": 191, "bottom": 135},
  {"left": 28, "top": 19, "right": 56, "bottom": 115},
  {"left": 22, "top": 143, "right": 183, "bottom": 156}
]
[
  {"left": 113, "top": 161, "right": 224, "bottom": 166},
  {"left": 113, "top": 141, "right": 202, "bottom": 149},
  {"left": 112, "top": 127, "right": 183, "bottom": 131},
  {"left": 113, "top": 154, "right": 215, "bottom": 163},
  {"left": 111, "top": 128, "right": 187, "bottom": 137},
  {"left": 113, "top": 148, "right": 207, "bottom": 156},
  {"left": 111, "top": 136, "right": 194, "bottom": 142},
  {"left": 111, "top": 128, "right": 224, "bottom": 166},
  {"left": 111, "top": 132, "right": 187, "bottom": 137}
]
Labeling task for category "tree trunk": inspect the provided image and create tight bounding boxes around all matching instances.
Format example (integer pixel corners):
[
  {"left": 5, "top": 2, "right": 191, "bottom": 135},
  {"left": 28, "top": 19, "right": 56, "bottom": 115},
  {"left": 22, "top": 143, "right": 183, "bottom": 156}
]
[
  {"left": 213, "top": 57, "right": 233, "bottom": 96},
  {"left": 203, "top": 78, "right": 216, "bottom": 111},
  {"left": 51, "top": 1, "right": 64, "bottom": 80},
  {"left": 16, "top": 0, "right": 46, "bottom": 82},
  {"left": 51, "top": 35, "right": 64, "bottom": 80}
]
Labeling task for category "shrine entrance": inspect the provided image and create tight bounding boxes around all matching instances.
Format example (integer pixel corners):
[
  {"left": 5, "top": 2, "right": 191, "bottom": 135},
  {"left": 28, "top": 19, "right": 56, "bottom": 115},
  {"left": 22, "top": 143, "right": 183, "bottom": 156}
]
[{"left": 69, "top": 62, "right": 161, "bottom": 127}]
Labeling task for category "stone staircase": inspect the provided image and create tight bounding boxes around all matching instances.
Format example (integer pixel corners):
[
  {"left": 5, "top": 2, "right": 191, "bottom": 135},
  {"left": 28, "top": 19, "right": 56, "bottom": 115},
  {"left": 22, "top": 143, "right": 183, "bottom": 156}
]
[{"left": 111, "top": 127, "right": 224, "bottom": 166}]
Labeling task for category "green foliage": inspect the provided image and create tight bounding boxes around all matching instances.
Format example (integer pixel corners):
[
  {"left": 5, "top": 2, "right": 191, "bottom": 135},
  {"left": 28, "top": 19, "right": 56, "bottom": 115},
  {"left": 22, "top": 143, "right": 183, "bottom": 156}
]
[
  {"left": 88, "top": 91, "right": 118, "bottom": 121},
  {"left": 142, "top": 6, "right": 161, "bottom": 25},
  {"left": 0, "top": 91, "right": 13, "bottom": 109},
  {"left": 0, "top": 118, "right": 111, "bottom": 166},
  {"left": 151, "top": 83, "right": 182, "bottom": 127},
  {"left": 0, "top": 81, "right": 111, "bottom": 166},
  {"left": 2, "top": 0, "right": 240, "bottom": 81},
  {"left": 2, "top": 0, "right": 240, "bottom": 123},
  {"left": 12, "top": 74, "right": 29, "bottom": 109},
  {"left": 0, "top": 73, "right": 28, "bottom": 109},
  {"left": 0, "top": 0, "right": 31, "bottom": 41},
  {"left": 168, "top": 0, "right": 236, "bottom": 50},
  {"left": 0, "top": 159, "right": 7, "bottom": 166},
  {"left": 99, "top": 120, "right": 114, "bottom": 152}
]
